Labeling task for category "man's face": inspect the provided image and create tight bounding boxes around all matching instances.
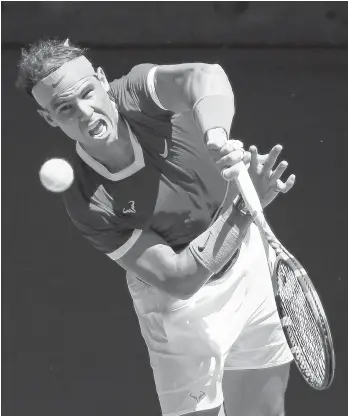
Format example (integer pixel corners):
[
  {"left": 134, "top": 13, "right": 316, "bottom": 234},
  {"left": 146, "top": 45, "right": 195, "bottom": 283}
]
[{"left": 40, "top": 68, "right": 118, "bottom": 146}]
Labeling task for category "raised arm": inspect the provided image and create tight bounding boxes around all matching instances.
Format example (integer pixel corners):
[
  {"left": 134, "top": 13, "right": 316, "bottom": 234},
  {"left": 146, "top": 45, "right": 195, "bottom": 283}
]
[
  {"left": 153, "top": 63, "right": 244, "bottom": 182},
  {"left": 154, "top": 63, "right": 233, "bottom": 115}
]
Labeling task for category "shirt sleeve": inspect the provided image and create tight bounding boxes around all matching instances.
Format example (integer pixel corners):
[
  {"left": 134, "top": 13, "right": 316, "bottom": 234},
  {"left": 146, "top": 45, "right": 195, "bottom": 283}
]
[
  {"left": 110, "top": 64, "right": 173, "bottom": 119},
  {"left": 65, "top": 202, "right": 143, "bottom": 261}
]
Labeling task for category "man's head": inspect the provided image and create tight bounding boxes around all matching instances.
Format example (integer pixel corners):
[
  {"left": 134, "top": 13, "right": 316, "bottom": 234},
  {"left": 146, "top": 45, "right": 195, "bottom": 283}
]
[{"left": 16, "top": 38, "right": 119, "bottom": 146}]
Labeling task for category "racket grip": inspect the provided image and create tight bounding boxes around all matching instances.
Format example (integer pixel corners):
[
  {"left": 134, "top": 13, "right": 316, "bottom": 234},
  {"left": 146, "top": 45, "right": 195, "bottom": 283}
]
[
  {"left": 234, "top": 163, "right": 263, "bottom": 217},
  {"left": 205, "top": 132, "right": 263, "bottom": 216}
]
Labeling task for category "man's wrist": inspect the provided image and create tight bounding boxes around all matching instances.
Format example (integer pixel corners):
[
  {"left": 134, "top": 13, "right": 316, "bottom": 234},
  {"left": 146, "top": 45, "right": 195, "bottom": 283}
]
[
  {"left": 204, "top": 128, "right": 229, "bottom": 152},
  {"left": 189, "top": 196, "right": 253, "bottom": 274}
]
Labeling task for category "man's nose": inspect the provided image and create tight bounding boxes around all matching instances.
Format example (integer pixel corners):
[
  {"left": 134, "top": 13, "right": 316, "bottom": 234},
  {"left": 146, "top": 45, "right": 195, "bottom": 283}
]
[{"left": 77, "top": 101, "right": 93, "bottom": 121}]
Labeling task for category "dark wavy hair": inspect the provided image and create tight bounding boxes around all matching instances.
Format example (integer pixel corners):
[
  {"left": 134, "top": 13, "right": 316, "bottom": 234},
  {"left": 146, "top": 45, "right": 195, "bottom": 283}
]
[{"left": 16, "top": 38, "right": 89, "bottom": 96}]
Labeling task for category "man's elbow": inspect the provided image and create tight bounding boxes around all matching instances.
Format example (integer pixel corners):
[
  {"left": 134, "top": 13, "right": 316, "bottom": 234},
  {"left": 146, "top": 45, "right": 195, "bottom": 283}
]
[
  {"left": 160, "top": 265, "right": 196, "bottom": 300},
  {"left": 161, "top": 252, "right": 210, "bottom": 300},
  {"left": 193, "top": 63, "right": 229, "bottom": 83},
  {"left": 133, "top": 249, "right": 198, "bottom": 299},
  {"left": 188, "top": 63, "right": 233, "bottom": 105},
  {"left": 203, "top": 63, "right": 227, "bottom": 76},
  {"left": 163, "top": 280, "right": 196, "bottom": 300}
]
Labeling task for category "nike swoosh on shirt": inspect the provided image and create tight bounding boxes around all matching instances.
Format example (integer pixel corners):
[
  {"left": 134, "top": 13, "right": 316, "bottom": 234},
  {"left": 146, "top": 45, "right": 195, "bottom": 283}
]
[{"left": 159, "top": 140, "right": 168, "bottom": 158}]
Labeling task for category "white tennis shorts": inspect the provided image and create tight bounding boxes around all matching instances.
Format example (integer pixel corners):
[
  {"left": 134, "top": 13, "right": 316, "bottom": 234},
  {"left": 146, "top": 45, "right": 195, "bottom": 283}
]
[{"left": 126, "top": 224, "right": 293, "bottom": 416}]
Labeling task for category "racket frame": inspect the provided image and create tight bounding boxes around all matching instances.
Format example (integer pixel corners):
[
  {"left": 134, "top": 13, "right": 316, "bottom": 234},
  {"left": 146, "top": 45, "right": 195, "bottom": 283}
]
[
  {"left": 234, "top": 165, "right": 335, "bottom": 390},
  {"left": 271, "top": 236, "right": 336, "bottom": 390},
  {"left": 206, "top": 134, "right": 336, "bottom": 390}
]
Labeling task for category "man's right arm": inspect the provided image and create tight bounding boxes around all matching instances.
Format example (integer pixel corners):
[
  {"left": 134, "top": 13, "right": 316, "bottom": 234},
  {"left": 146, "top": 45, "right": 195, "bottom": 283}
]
[
  {"left": 116, "top": 200, "right": 252, "bottom": 300},
  {"left": 116, "top": 143, "right": 296, "bottom": 299}
]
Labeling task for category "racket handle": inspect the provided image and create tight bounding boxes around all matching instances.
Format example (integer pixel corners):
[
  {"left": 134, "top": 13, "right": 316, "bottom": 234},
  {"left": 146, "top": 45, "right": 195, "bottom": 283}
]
[
  {"left": 205, "top": 133, "right": 263, "bottom": 217},
  {"left": 234, "top": 162, "right": 263, "bottom": 217}
]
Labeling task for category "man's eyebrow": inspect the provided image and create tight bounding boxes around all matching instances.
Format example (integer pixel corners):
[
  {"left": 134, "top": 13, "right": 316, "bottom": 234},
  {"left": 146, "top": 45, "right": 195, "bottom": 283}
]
[{"left": 51, "top": 81, "right": 94, "bottom": 109}]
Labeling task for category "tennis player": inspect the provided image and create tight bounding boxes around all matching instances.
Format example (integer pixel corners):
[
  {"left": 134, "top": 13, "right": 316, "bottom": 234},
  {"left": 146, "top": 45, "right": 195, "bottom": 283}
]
[{"left": 17, "top": 39, "right": 296, "bottom": 416}]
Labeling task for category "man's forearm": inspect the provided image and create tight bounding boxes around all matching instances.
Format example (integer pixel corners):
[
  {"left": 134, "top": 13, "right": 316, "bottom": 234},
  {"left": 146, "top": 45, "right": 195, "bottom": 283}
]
[
  {"left": 155, "top": 63, "right": 234, "bottom": 141},
  {"left": 189, "top": 65, "right": 235, "bottom": 141},
  {"left": 166, "top": 202, "right": 253, "bottom": 299}
]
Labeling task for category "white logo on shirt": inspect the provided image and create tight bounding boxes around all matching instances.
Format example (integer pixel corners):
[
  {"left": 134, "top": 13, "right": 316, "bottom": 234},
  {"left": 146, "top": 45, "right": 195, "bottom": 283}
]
[
  {"left": 189, "top": 391, "right": 206, "bottom": 403},
  {"left": 123, "top": 200, "right": 136, "bottom": 214},
  {"left": 159, "top": 140, "right": 168, "bottom": 158}
]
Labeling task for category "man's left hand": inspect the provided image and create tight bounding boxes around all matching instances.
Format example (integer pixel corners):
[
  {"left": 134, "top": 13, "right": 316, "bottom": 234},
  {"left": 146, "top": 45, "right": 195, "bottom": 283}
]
[{"left": 248, "top": 144, "right": 296, "bottom": 208}]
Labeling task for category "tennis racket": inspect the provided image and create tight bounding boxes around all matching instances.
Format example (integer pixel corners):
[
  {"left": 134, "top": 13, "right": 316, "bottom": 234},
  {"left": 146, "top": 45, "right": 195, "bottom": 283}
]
[
  {"left": 208, "top": 137, "right": 336, "bottom": 390},
  {"left": 235, "top": 166, "right": 335, "bottom": 390}
]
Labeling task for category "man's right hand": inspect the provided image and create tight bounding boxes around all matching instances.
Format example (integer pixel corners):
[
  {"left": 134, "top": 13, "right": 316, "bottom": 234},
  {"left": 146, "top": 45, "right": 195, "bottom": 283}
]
[{"left": 205, "top": 128, "right": 250, "bottom": 178}]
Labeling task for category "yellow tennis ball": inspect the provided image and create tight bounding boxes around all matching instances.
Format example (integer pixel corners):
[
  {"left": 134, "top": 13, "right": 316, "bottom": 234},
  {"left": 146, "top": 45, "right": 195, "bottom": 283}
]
[{"left": 39, "top": 158, "right": 74, "bottom": 193}]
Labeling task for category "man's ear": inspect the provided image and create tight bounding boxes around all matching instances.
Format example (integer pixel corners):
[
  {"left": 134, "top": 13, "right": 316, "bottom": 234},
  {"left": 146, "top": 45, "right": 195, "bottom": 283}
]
[
  {"left": 37, "top": 109, "right": 58, "bottom": 127},
  {"left": 96, "top": 67, "right": 110, "bottom": 93}
]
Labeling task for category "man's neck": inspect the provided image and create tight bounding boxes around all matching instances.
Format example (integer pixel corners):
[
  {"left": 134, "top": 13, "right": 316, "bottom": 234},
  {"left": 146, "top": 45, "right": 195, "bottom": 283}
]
[{"left": 80, "top": 116, "right": 135, "bottom": 173}]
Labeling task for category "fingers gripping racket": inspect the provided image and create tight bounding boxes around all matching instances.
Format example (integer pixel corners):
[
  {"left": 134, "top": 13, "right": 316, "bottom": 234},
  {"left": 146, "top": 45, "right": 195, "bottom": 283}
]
[{"left": 208, "top": 137, "right": 336, "bottom": 390}]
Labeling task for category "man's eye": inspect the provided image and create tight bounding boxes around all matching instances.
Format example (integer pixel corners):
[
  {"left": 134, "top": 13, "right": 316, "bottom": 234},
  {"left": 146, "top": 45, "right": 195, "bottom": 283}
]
[
  {"left": 82, "top": 89, "right": 93, "bottom": 99},
  {"left": 59, "top": 105, "right": 72, "bottom": 113}
]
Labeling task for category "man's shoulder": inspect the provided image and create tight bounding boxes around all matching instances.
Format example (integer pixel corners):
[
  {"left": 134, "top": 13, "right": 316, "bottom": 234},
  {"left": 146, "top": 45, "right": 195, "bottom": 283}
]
[
  {"left": 108, "top": 63, "right": 157, "bottom": 98},
  {"left": 62, "top": 155, "right": 155, "bottom": 232},
  {"left": 62, "top": 158, "right": 144, "bottom": 254},
  {"left": 108, "top": 63, "right": 173, "bottom": 122}
]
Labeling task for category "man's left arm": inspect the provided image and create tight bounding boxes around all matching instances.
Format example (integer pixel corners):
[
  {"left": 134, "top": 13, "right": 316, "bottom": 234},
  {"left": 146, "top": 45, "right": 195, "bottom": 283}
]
[
  {"left": 154, "top": 63, "right": 233, "bottom": 115},
  {"left": 153, "top": 64, "right": 295, "bottom": 198},
  {"left": 154, "top": 63, "right": 242, "bottom": 181}
]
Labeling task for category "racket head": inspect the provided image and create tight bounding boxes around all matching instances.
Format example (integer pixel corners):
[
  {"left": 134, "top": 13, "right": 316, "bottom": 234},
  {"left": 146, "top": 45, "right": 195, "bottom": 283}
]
[{"left": 272, "top": 253, "right": 336, "bottom": 390}]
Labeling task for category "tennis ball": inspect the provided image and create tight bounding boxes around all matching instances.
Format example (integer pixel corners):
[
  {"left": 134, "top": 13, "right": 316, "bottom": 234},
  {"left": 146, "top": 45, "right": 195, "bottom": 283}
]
[{"left": 39, "top": 158, "right": 74, "bottom": 193}]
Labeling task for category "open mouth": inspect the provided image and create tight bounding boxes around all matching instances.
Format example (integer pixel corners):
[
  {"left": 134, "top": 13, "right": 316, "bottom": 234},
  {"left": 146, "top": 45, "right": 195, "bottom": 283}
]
[{"left": 88, "top": 120, "right": 108, "bottom": 139}]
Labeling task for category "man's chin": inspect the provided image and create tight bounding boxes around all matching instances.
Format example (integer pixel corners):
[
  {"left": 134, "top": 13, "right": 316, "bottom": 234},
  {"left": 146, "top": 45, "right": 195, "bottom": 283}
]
[
  {"left": 105, "top": 132, "right": 118, "bottom": 146},
  {"left": 86, "top": 131, "right": 113, "bottom": 146}
]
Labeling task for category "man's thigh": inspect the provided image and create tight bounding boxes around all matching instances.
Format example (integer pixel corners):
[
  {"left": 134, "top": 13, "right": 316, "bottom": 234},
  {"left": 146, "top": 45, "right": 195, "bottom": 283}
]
[{"left": 222, "top": 363, "right": 291, "bottom": 416}]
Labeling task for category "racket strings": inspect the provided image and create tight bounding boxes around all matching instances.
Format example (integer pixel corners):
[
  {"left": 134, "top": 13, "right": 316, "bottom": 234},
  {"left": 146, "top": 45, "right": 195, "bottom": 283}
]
[
  {"left": 277, "top": 261, "right": 326, "bottom": 387},
  {"left": 256, "top": 212, "right": 334, "bottom": 388}
]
